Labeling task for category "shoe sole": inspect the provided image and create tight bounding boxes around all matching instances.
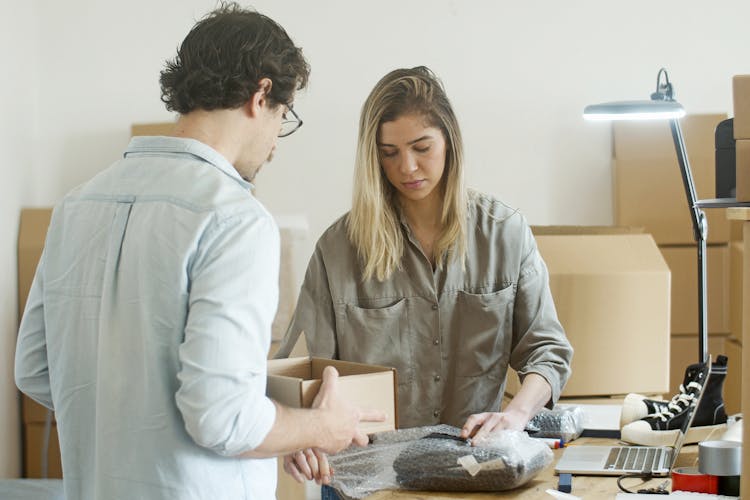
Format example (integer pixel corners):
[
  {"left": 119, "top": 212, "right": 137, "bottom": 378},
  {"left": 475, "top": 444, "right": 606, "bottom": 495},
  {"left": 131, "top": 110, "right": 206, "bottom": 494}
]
[{"left": 620, "top": 423, "right": 728, "bottom": 447}]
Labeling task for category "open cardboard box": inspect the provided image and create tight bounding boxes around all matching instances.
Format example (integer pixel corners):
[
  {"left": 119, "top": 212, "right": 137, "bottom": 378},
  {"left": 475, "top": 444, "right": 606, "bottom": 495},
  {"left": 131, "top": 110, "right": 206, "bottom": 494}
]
[{"left": 267, "top": 357, "right": 397, "bottom": 434}]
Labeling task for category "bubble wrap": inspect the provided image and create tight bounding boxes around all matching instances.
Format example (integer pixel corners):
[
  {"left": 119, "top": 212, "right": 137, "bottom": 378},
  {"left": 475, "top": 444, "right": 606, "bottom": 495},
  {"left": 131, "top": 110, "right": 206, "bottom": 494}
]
[
  {"left": 327, "top": 425, "right": 553, "bottom": 499},
  {"left": 525, "top": 406, "right": 585, "bottom": 442}
]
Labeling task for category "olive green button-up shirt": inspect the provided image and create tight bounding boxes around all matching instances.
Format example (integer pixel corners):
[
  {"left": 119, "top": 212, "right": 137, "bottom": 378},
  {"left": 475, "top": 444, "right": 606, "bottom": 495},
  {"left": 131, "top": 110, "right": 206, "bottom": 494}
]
[{"left": 276, "top": 193, "right": 573, "bottom": 429}]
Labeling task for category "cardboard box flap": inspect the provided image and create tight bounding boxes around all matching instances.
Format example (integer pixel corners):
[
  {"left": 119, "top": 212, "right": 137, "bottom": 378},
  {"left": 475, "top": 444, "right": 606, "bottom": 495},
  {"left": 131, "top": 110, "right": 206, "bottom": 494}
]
[
  {"left": 535, "top": 233, "right": 668, "bottom": 275},
  {"left": 531, "top": 225, "right": 645, "bottom": 236},
  {"left": 310, "top": 357, "right": 395, "bottom": 377}
]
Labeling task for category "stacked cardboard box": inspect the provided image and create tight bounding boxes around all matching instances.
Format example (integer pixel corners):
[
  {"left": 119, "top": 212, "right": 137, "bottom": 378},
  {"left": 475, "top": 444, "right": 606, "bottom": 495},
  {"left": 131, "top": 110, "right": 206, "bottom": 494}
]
[
  {"left": 613, "top": 114, "right": 743, "bottom": 410},
  {"left": 17, "top": 208, "right": 61, "bottom": 478},
  {"left": 726, "top": 76, "right": 750, "bottom": 415},
  {"left": 734, "top": 75, "right": 750, "bottom": 202},
  {"left": 506, "top": 227, "right": 671, "bottom": 399}
]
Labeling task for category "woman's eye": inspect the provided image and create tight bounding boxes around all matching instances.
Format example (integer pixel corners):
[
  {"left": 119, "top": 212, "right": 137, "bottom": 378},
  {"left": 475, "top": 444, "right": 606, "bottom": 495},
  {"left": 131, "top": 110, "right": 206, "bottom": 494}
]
[
  {"left": 380, "top": 150, "right": 398, "bottom": 158},
  {"left": 414, "top": 146, "right": 430, "bottom": 153}
]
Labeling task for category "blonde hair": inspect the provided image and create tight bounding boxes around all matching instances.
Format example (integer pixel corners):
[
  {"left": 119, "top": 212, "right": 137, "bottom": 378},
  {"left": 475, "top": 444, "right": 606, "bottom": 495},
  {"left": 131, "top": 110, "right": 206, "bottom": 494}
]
[{"left": 347, "top": 66, "right": 467, "bottom": 282}]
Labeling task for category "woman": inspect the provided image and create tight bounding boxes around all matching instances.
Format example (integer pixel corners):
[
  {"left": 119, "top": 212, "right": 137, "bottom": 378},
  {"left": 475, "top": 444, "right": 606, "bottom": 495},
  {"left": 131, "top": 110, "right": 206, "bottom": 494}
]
[{"left": 276, "top": 66, "right": 573, "bottom": 491}]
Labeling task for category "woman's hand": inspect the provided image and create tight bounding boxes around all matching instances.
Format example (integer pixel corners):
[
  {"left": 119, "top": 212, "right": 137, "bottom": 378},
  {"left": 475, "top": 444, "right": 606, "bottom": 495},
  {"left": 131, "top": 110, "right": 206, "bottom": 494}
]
[
  {"left": 460, "top": 409, "right": 528, "bottom": 444},
  {"left": 282, "top": 448, "right": 332, "bottom": 485}
]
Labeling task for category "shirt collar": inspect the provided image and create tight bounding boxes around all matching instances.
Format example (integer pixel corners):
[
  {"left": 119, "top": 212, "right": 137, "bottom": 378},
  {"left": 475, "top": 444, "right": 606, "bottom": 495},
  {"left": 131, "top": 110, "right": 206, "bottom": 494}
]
[{"left": 124, "top": 136, "right": 254, "bottom": 190}]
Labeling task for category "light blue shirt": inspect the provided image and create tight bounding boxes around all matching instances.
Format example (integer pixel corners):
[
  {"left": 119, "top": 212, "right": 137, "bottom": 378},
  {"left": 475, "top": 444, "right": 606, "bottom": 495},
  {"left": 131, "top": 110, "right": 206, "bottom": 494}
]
[{"left": 15, "top": 137, "right": 280, "bottom": 500}]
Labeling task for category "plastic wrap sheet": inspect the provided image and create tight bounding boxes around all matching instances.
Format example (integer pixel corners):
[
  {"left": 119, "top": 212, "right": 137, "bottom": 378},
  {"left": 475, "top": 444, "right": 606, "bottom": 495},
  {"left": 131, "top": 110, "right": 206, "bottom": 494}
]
[
  {"left": 327, "top": 424, "right": 553, "bottom": 499},
  {"left": 525, "top": 406, "right": 585, "bottom": 442}
]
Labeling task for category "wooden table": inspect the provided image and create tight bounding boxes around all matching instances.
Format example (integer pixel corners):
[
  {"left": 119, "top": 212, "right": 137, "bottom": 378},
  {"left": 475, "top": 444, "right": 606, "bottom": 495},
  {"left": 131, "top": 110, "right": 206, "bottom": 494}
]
[{"left": 364, "top": 437, "right": 700, "bottom": 499}]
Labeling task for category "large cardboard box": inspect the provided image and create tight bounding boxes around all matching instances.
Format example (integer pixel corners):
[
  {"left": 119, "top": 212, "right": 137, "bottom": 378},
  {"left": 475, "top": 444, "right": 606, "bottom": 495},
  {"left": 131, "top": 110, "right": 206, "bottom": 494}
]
[
  {"left": 130, "top": 122, "right": 175, "bottom": 137},
  {"left": 730, "top": 242, "right": 744, "bottom": 338},
  {"left": 724, "top": 336, "right": 743, "bottom": 416},
  {"left": 18, "top": 208, "right": 52, "bottom": 320},
  {"left": 659, "top": 245, "right": 729, "bottom": 334},
  {"left": 613, "top": 114, "right": 730, "bottom": 244},
  {"left": 509, "top": 232, "right": 671, "bottom": 397},
  {"left": 733, "top": 75, "right": 750, "bottom": 140},
  {"left": 24, "top": 423, "right": 62, "bottom": 478},
  {"left": 737, "top": 139, "right": 750, "bottom": 202},
  {"left": 267, "top": 357, "right": 397, "bottom": 433},
  {"left": 18, "top": 209, "right": 57, "bottom": 431},
  {"left": 669, "top": 333, "right": 727, "bottom": 398}
]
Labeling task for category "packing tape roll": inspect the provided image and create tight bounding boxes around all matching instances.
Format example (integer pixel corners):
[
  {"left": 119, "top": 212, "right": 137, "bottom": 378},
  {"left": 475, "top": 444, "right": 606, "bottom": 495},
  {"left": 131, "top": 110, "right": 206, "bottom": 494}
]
[
  {"left": 698, "top": 440, "right": 742, "bottom": 476},
  {"left": 671, "top": 467, "right": 718, "bottom": 494}
]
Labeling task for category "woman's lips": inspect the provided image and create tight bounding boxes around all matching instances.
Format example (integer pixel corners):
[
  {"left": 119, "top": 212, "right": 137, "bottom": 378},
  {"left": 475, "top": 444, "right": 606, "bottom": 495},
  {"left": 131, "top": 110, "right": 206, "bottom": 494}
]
[{"left": 403, "top": 180, "right": 425, "bottom": 190}]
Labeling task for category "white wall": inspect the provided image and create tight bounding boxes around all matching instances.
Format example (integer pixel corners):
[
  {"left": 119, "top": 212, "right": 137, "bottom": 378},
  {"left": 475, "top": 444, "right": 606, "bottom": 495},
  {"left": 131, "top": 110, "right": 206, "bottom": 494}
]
[
  {"left": 4, "top": 0, "right": 750, "bottom": 475},
  {"left": 1, "top": 0, "right": 38, "bottom": 477}
]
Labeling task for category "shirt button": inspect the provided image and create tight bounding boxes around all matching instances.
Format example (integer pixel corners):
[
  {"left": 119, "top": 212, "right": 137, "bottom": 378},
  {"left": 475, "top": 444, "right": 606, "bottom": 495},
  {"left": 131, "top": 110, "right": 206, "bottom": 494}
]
[
  {"left": 434, "top": 375, "right": 441, "bottom": 382},
  {"left": 433, "top": 410, "right": 440, "bottom": 418},
  {"left": 433, "top": 338, "right": 440, "bottom": 345},
  {"left": 431, "top": 304, "right": 438, "bottom": 310}
]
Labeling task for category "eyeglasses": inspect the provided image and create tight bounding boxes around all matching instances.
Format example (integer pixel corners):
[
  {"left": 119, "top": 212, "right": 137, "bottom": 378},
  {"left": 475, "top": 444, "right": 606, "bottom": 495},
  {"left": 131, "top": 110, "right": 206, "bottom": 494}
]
[{"left": 279, "top": 105, "right": 303, "bottom": 137}]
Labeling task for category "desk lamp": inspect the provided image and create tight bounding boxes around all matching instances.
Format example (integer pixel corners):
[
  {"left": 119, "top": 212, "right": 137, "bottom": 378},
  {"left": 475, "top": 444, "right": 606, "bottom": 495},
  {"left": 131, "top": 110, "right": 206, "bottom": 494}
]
[{"left": 584, "top": 68, "right": 708, "bottom": 364}]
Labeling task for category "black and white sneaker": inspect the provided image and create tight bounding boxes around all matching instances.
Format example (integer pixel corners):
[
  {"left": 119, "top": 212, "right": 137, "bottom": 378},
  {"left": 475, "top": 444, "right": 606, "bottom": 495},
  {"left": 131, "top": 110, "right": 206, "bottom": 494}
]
[{"left": 620, "top": 356, "right": 728, "bottom": 447}]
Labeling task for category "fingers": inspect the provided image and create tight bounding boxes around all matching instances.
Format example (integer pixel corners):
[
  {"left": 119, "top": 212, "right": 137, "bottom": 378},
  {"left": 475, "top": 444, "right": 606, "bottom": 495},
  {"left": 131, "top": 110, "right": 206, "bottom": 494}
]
[
  {"left": 293, "top": 450, "right": 313, "bottom": 480},
  {"left": 312, "top": 366, "right": 340, "bottom": 409},
  {"left": 470, "top": 413, "right": 505, "bottom": 445},
  {"left": 283, "top": 454, "right": 307, "bottom": 483},
  {"left": 314, "top": 449, "right": 332, "bottom": 485},
  {"left": 359, "top": 408, "right": 387, "bottom": 423},
  {"left": 461, "top": 412, "right": 490, "bottom": 439},
  {"left": 351, "top": 428, "right": 370, "bottom": 447},
  {"left": 304, "top": 448, "right": 320, "bottom": 480}
]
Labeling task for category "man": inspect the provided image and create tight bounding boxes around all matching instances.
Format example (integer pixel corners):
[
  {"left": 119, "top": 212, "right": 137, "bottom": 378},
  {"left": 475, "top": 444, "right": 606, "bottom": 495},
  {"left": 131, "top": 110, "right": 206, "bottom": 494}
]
[{"left": 14, "top": 4, "right": 381, "bottom": 499}]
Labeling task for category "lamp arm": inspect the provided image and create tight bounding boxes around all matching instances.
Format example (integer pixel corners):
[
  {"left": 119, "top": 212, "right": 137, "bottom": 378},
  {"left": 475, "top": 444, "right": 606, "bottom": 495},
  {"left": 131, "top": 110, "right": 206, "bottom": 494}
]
[{"left": 668, "top": 119, "right": 709, "bottom": 365}]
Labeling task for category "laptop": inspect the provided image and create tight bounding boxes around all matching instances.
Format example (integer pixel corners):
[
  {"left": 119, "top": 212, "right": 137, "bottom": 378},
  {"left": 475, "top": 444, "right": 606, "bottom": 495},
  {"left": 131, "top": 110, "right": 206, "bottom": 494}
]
[{"left": 554, "top": 362, "right": 709, "bottom": 477}]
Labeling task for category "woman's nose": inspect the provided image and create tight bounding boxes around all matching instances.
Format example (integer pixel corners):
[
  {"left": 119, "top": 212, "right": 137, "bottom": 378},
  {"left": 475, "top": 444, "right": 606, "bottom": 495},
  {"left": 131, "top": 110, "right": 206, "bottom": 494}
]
[{"left": 399, "top": 152, "right": 418, "bottom": 174}]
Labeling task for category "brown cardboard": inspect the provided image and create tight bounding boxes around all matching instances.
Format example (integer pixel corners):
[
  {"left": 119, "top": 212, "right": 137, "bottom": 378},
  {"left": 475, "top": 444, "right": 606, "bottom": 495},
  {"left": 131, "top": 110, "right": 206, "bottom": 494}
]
[
  {"left": 670, "top": 333, "right": 727, "bottom": 398},
  {"left": 724, "top": 336, "right": 743, "bottom": 416},
  {"left": 17, "top": 208, "right": 52, "bottom": 320},
  {"left": 733, "top": 75, "right": 750, "bottom": 140},
  {"left": 736, "top": 139, "right": 750, "bottom": 202},
  {"left": 24, "top": 423, "right": 62, "bottom": 478},
  {"left": 659, "top": 245, "right": 729, "bottom": 334},
  {"left": 613, "top": 114, "right": 730, "bottom": 244},
  {"left": 509, "top": 232, "right": 670, "bottom": 397},
  {"left": 18, "top": 208, "right": 57, "bottom": 426},
  {"left": 730, "top": 242, "right": 744, "bottom": 339},
  {"left": 130, "top": 122, "right": 175, "bottom": 137},
  {"left": 531, "top": 225, "right": 644, "bottom": 236},
  {"left": 22, "top": 396, "right": 54, "bottom": 424},
  {"left": 267, "top": 357, "right": 397, "bottom": 433}
]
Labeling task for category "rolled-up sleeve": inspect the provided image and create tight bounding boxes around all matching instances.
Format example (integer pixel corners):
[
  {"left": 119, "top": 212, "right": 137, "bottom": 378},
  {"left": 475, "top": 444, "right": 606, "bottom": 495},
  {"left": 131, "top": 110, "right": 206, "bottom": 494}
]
[
  {"left": 509, "top": 225, "right": 573, "bottom": 407},
  {"left": 176, "top": 212, "right": 279, "bottom": 457}
]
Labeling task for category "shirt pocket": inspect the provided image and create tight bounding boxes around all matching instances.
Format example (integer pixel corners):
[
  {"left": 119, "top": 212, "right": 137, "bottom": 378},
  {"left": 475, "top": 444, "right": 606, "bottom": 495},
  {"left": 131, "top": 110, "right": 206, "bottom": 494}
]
[
  {"left": 453, "top": 285, "right": 515, "bottom": 378},
  {"left": 335, "top": 298, "right": 414, "bottom": 386}
]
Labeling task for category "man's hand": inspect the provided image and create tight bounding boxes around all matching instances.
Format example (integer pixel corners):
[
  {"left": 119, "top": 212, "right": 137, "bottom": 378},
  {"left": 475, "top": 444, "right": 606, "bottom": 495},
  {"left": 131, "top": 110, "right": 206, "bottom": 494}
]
[{"left": 312, "top": 365, "right": 385, "bottom": 454}]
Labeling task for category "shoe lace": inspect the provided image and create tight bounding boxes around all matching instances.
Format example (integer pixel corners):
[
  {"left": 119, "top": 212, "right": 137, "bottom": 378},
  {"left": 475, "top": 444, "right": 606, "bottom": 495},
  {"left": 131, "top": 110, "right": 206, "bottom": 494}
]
[{"left": 649, "top": 380, "right": 702, "bottom": 422}]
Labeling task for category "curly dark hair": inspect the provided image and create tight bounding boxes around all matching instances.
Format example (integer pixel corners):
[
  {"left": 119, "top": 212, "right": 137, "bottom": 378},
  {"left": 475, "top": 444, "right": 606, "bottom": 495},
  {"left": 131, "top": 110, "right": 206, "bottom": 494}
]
[{"left": 160, "top": 2, "right": 310, "bottom": 114}]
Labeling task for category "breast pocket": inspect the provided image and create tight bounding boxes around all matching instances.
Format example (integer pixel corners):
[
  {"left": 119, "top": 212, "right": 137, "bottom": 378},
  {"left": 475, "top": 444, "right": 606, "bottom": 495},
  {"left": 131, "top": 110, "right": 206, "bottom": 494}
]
[
  {"left": 335, "top": 299, "right": 413, "bottom": 386},
  {"left": 452, "top": 285, "right": 515, "bottom": 378}
]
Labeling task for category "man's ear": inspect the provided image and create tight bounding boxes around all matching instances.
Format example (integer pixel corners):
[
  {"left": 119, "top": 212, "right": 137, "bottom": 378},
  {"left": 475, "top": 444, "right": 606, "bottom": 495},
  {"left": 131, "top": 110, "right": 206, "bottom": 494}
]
[{"left": 247, "top": 78, "right": 274, "bottom": 117}]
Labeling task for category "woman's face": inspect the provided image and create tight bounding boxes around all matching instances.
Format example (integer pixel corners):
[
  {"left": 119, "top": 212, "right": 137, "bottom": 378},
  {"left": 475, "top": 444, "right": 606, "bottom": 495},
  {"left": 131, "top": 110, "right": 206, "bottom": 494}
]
[{"left": 377, "top": 113, "right": 447, "bottom": 206}]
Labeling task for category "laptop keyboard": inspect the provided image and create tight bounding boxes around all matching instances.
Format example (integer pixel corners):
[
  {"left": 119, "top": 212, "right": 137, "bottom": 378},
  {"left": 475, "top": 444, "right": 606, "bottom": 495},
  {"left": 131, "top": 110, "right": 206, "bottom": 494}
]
[{"left": 605, "top": 446, "right": 668, "bottom": 472}]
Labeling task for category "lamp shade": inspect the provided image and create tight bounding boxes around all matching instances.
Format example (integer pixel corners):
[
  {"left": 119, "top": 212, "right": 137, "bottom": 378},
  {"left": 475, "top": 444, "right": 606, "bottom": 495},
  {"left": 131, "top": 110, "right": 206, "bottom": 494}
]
[{"left": 583, "top": 99, "right": 686, "bottom": 121}]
